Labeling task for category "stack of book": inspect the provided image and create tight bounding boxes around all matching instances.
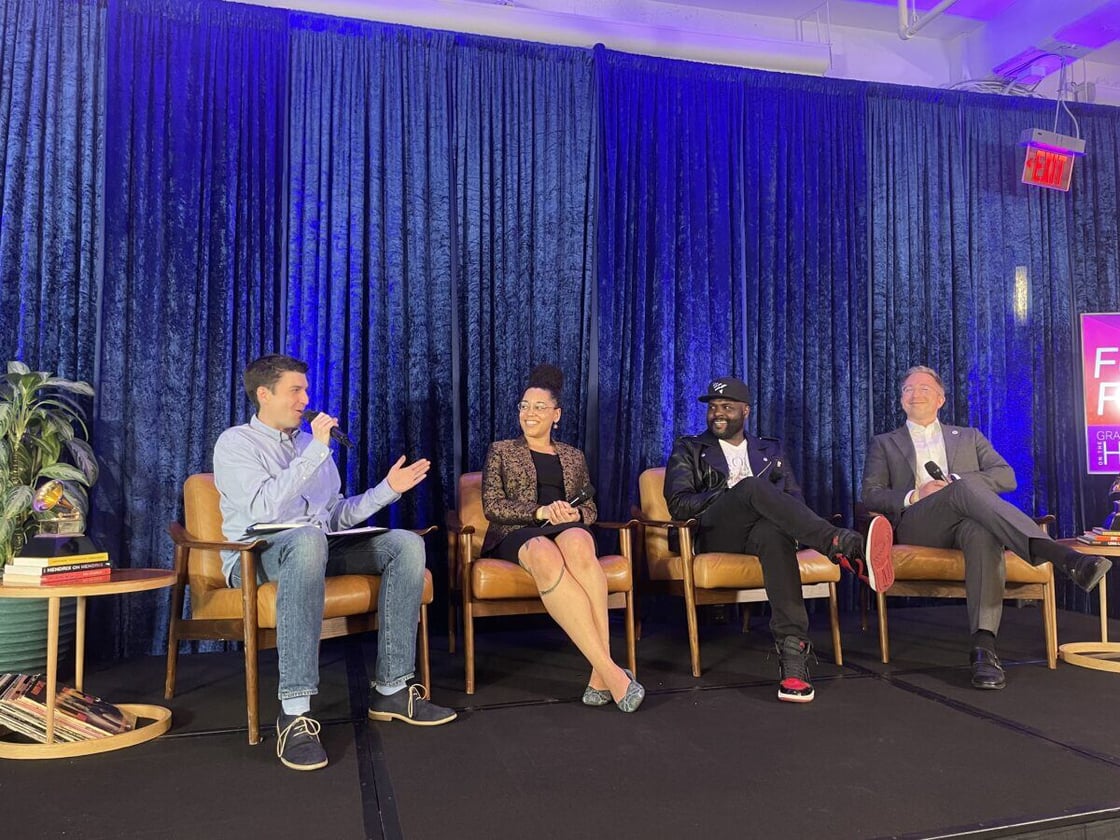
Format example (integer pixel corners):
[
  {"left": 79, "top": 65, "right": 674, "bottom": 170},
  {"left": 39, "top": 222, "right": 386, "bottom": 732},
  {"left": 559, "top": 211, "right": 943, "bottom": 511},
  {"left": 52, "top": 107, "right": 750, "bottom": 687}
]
[
  {"left": 1, "top": 551, "right": 111, "bottom": 586},
  {"left": 1076, "top": 527, "right": 1120, "bottom": 547},
  {"left": 0, "top": 673, "right": 136, "bottom": 743}
]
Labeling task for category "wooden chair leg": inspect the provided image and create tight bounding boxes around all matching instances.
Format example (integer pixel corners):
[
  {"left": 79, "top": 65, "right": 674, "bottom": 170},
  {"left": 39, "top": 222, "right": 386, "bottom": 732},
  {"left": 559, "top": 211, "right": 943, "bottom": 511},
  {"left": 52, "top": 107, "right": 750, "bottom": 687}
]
[
  {"left": 164, "top": 614, "right": 181, "bottom": 700},
  {"left": 624, "top": 590, "right": 637, "bottom": 677},
  {"left": 828, "top": 582, "right": 843, "bottom": 666},
  {"left": 244, "top": 632, "right": 261, "bottom": 746},
  {"left": 464, "top": 600, "right": 476, "bottom": 695},
  {"left": 418, "top": 604, "right": 432, "bottom": 690},
  {"left": 683, "top": 583, "right": 702, "bottom": 677},
  {"left": 1043, "top": 578, "right": 1058, "bottom": 669},
  {"left": 877, "top": 590, "right": 890, "bottom": 664}
]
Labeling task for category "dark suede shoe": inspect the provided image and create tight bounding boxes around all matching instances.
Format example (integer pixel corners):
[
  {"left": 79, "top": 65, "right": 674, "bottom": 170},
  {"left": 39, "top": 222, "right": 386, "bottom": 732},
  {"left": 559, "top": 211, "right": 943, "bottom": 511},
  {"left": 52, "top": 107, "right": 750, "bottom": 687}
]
[
  {"left": 368, "top": 685, "right": 457, "bottom": 726},
  {"left": 969, "top": 647, "right": 1006, "bottom": 690},
  {"left": 1066, "top": 554, "right": 1112, "bottom": 593},
  {"left": 276, "top": 713, "right": 328, "bottom": 771}
]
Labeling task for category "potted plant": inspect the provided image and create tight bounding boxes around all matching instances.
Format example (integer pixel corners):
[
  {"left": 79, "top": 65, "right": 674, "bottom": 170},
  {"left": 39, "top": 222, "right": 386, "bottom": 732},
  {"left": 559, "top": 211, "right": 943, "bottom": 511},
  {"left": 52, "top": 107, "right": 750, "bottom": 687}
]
[{"left": 0, "top": 360, "right": 98, "bottom": 673}]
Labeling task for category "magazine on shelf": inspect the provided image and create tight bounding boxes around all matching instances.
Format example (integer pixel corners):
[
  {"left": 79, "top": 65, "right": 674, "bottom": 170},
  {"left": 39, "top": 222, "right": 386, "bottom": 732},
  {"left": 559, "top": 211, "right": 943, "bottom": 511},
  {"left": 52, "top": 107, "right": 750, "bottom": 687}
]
[
  {"left": 0, "top": 673, "right": 136, "bottom": 743},
  {"left": 246, "top": 523, "right": 388, "bottom": 537}
]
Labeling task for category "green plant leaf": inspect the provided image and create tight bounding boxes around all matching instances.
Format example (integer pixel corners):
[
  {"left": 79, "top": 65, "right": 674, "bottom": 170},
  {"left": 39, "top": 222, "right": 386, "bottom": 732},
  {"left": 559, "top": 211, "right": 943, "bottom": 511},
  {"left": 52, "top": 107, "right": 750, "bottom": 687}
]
[
  {"left": 65, "top": 439, "right": 99, "bottom": 484},
  {"left": 44, "top": 378, "right": 95, "bottom": 398},
  {"left": 7, "top": 361, "right": 29, "bottom": 375},
  {"left": 38, "top": 462, "right": 87, "bottom": 484},
  {"left": 3, "top": 485, "right": 33, "bottom": 520}
]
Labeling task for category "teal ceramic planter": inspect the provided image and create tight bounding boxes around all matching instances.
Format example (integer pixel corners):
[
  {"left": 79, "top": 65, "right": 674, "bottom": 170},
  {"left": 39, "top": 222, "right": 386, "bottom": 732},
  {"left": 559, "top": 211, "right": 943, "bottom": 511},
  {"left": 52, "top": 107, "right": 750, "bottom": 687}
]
[{"left": 0, "top": 598, "right": 77, "bottom": 675}]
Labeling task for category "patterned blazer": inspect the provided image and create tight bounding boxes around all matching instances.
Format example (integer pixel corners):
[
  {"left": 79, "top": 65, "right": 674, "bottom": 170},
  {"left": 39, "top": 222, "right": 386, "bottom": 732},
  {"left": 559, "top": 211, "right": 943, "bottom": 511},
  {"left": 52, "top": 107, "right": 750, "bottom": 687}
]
[{"left": 481, "top": 437, "right": 597, "bottom": 553}]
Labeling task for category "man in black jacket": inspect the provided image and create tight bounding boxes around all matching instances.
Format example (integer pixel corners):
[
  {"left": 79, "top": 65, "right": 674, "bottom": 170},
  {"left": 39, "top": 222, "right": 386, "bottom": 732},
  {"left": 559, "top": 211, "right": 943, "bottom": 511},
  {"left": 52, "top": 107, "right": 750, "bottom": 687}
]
[{"left": 665, "top": 376, "right": 894, "bottom": 703}]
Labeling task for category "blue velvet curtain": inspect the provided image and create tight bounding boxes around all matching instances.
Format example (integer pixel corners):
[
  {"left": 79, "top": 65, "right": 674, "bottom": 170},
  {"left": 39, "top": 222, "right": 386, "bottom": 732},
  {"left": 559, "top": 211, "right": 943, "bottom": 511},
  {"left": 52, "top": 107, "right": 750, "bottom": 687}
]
[
  {"left": 7, "top": 0, "right": 1120, "bottom": 655},
  {"left": 0, "top": 0, "right": 104, "bottom": 379},
  {"left": 452, "top": 36, "right": 597, "bottom": 472},
  {"left": 97, "top": 0, "right": 289, "bottom": 654},
  {"left": 286, "top": 17, "right": 456, "bottom": 526},
  {"left": 596, "top": 51, "right": 870, "bottom": 522}
]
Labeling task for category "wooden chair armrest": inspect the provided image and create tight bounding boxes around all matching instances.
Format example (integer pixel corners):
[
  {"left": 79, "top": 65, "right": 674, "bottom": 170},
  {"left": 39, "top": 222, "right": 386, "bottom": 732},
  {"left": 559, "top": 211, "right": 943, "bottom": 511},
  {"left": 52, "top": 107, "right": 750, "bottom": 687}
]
[
  {"left": 450, "top": 520, "right": 477, "bottom": 536},
  {"left": 168, "top": 522, "right": 264, "bottom": 552},
  {"left": 637, "top": 517, "right": 697, "bottom": 530},
  {"left": 411, "top": 525, "right": 438, "bottom": 537},
  {"left": 593, "top": 519, "right": 639, "bottom": 530}
]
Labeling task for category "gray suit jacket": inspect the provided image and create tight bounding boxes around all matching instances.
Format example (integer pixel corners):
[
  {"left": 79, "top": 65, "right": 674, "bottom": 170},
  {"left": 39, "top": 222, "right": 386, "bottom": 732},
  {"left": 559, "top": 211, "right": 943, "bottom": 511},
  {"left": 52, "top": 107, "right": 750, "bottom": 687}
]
[{"left": 860, "top": 424, "right": 1016, "bottom": 525}]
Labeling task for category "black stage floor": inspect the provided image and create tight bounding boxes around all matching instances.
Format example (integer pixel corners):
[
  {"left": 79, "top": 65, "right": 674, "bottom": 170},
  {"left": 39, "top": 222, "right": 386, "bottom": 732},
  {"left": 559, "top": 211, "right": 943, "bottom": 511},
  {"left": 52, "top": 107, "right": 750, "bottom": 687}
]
[{"left": 3, "top": 603, "right": 1120, "bottom": 840}]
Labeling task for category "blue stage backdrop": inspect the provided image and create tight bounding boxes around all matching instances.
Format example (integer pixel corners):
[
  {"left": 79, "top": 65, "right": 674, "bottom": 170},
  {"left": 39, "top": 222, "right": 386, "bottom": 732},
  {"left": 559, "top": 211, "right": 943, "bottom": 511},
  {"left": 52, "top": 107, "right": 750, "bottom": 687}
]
[{"left": 0, "top": 0, "right": 1118, "bottom": 655}]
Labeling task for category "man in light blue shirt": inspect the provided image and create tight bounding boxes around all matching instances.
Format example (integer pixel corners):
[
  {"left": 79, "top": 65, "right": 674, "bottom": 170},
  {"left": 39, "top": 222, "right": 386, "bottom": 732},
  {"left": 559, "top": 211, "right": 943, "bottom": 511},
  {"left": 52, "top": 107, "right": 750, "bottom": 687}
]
[{"left": 214, "top": 354, "right": 455, "bottom": 772}]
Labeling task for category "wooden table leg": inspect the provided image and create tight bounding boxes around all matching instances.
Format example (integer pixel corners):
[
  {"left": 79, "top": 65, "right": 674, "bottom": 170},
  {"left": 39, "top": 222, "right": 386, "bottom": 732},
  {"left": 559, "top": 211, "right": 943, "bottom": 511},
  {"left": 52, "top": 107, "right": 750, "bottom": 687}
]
[
  {"left": 1101, "top": 582, "right": 1109, "bottom": 644},
  {"left": 45, "top": 597, "right": 60, "bottom": 745},
  {"left": 75, "top": 596, "right": 87, "bottom": 691}
]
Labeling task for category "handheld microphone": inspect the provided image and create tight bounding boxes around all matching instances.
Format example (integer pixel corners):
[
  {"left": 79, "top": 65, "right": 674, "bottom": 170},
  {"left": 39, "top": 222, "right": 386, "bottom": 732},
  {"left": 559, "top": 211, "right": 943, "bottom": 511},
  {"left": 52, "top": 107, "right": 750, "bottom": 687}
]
[
  {"left": 567, "top": 484, "right": 595, "bottom": 507},
  {"left": 301, "top": 410, "right": 355, "bottom": 449},
  {"left": 924, "top": 461, "right": 950, "bottom": 483}
]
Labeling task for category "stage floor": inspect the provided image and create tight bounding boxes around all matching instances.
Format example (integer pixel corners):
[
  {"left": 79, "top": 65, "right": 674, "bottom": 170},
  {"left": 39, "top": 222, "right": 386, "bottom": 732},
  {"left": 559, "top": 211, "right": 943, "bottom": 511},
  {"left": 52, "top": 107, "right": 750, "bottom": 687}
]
[{"left": 4, "top": 602, "right": 1120, "bottom": 840}]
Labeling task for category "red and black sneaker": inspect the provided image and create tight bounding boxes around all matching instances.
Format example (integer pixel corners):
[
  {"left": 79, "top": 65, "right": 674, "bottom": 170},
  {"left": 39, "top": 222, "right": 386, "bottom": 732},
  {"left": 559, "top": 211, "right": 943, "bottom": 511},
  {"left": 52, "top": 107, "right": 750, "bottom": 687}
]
[
  {"left": 830, "top": 516, "right": 895, "bottom": 593},
  {"left": 776, "top": 636, "right": 815, "bottom": 703}
]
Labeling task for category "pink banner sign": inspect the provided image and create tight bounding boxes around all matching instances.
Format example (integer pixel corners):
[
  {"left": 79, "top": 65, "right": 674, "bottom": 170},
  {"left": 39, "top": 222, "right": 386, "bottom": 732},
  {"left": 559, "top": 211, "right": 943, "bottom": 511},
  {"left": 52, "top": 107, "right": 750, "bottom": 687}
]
[{"left": 1082, "top": 313, "right": 1120, "bottom": 474}]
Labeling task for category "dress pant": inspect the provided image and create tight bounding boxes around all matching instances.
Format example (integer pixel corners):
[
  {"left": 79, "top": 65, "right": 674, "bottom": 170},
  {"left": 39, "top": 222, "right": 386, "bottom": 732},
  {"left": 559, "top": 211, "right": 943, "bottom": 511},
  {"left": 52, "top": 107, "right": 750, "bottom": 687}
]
[
  {"left": 698, "top": 478, "right": 840, "bottom": 641},
  {"left": 896, "top": 473, "right": 1048, "bottom": 634}
]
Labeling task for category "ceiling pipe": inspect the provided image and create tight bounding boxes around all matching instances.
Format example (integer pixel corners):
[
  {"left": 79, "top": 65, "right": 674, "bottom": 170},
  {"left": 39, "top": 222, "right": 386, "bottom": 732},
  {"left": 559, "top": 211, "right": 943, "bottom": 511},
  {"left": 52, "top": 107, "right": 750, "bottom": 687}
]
[{"left": 898, "top": 0, "right": 963, "bottom": 40}]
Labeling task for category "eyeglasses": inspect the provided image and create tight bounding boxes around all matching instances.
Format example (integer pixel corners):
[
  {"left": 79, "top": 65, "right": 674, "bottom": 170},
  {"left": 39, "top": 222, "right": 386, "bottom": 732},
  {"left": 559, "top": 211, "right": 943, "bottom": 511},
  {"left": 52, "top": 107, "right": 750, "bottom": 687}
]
[
  {"left": 901, "top": 385, "right": 939, "bottom": 396},
  {"left": 517, "top": 401, "right": 556, "bottom": 413}
]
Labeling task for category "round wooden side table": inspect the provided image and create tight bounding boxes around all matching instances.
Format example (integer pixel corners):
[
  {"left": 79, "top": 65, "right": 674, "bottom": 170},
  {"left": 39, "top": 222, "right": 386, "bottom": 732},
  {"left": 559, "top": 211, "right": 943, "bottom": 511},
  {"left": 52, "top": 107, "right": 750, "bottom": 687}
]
[
  {"left": 0, "top": 568, "right": 177, "bottom": 759},
  {"left": 1055, "top": 540, "right": 1120, "bottom": 673}
]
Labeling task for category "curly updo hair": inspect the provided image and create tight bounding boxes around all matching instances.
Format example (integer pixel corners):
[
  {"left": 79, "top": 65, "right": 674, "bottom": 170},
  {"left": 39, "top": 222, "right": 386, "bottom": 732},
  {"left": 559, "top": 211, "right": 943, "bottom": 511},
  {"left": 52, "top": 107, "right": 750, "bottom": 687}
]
[{"left": 526, "top": 363, "right": 564, "bottom": 405}]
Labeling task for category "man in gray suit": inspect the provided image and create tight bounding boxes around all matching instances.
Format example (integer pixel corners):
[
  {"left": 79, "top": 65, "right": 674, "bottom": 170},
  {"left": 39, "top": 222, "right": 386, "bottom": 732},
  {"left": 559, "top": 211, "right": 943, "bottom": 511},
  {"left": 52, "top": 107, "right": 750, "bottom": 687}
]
[{"left": 861, "top": 365, "right": 1111, "bottom": 690}]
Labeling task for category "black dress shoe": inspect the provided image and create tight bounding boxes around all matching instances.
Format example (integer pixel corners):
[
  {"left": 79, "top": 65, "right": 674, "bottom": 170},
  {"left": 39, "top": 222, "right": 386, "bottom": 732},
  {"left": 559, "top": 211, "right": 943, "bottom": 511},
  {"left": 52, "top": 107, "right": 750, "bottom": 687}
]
[
  {"left": 1066, "top": 555, "right": 1113, "bottom": 593},
  {"left": 970, "top": 647, "right": 1006, "bottom": 690}
]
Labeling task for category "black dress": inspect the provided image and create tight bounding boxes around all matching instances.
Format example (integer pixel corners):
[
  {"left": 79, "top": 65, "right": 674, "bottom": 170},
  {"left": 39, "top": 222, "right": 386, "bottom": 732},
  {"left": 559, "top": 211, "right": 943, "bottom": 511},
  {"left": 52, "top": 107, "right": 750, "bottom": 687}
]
[{"left": 493, "top": 450, "right": 593, "bottom": 564}]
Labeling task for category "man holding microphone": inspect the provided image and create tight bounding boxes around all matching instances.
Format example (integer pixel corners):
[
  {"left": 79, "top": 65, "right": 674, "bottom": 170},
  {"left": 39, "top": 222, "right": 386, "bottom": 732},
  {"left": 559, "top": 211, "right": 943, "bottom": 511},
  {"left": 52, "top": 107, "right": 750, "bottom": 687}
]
[{"left": 214, "top": 354, "right": 455, "bottom": 772}]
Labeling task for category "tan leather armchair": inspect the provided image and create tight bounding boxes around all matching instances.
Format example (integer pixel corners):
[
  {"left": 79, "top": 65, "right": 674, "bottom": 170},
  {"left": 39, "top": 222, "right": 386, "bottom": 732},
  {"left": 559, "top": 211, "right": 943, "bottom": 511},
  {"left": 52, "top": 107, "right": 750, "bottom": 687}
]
[
  {"left": 447, "top": 472, "right": 637, "bottom": 694},
  {"left": 637, "top": 467, "right": 842, "bottom": 677},
  {"left": 165, "top": 473, "right": 434, "bottom": 744},
  {"left": 859, "top": 506, "right": 1057, "bottom": 668}
]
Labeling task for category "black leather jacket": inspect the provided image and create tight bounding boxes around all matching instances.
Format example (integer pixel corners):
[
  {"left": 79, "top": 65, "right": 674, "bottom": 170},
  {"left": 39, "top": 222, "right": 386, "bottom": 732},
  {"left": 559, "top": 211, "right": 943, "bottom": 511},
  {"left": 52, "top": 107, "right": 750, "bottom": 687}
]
[{"left": 664, "top": 430, "right": 803, "bottom": 521}]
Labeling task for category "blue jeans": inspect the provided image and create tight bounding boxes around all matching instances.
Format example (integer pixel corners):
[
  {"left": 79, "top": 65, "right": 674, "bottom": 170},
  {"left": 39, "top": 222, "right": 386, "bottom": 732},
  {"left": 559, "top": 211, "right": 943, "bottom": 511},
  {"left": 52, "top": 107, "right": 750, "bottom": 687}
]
[{"left": 229, "top": 526, "right": 426, "bottom": 702}]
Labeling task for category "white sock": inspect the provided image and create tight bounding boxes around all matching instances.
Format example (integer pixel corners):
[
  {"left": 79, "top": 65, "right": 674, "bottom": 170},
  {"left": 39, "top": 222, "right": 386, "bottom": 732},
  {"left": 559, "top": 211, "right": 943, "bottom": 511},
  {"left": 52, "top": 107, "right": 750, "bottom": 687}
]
[
  {"left": 281, "top": 697, "right": 311, "bottom": 717},
  {"left": 374, "top": 679, "right": 407, "bottom": 696}
]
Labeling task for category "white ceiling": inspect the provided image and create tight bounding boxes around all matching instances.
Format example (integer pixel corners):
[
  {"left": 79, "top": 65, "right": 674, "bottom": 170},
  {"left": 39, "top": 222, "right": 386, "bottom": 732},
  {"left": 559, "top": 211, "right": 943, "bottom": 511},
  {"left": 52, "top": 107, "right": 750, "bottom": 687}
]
[{"left": 243, "top": 0, "right": 1120, "bottom": 99}]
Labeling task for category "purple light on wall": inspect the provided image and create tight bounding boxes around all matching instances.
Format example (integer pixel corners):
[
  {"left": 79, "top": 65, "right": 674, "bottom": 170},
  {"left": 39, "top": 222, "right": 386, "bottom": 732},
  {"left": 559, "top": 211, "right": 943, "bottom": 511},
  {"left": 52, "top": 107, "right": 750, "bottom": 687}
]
[
  {"left": 851, "top": 0, "right": 1017, "bottom": 20},
  {"left": 1054, "top": 1, "right": 1120, "bottom": 49}
]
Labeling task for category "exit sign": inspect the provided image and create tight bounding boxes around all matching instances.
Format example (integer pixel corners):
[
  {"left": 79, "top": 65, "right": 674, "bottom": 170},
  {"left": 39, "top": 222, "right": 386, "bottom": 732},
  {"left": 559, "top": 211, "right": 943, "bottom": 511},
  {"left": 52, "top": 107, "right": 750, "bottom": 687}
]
[{"left": 1019, "top": 128, "right": 1086, "bottom": 192}]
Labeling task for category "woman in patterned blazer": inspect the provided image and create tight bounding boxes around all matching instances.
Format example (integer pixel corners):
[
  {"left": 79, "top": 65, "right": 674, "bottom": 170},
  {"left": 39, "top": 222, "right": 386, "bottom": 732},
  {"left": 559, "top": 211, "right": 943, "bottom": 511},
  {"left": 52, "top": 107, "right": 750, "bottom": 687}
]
[{"left": 481, "top": 364, "right": 644, "bottom": 712}]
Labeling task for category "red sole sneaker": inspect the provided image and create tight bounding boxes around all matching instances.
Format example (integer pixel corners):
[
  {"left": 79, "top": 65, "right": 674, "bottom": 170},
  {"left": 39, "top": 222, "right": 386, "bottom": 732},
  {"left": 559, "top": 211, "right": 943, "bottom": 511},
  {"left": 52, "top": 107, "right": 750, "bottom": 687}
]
[
  {"left": 865, "top": 516, "right": 895, "bottom": 593},
  {"left": 778, "top": 679, "right": 815, "bottom": 703}
]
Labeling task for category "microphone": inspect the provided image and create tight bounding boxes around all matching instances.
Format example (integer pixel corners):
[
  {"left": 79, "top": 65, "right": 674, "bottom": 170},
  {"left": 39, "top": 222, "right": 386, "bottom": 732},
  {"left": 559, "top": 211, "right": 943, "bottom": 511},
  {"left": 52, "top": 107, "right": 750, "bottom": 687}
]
[
  {"left": 301, "top": 410, "right": 355, "bottom": 449},
  {"left": 924, "top": 461, "right": 951, "bottom": 483},
  {"left": 567, "top": 484, "right": 595, "bottom": 507}
]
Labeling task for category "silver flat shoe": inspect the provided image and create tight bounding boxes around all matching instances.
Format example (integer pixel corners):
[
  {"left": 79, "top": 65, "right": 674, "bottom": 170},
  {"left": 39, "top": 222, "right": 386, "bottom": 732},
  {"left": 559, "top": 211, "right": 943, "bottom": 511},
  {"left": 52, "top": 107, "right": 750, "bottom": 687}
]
[
  {"left": 581, "top": 685, "right": 612, "bottom": 706},
  {"left": 616, "top": 668, "right": 645, "bottom": 713}
]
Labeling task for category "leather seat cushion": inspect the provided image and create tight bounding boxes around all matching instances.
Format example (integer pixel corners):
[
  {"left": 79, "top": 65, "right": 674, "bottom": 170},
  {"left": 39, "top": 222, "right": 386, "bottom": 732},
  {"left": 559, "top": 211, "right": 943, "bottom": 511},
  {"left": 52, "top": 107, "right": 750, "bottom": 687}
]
[
  {"left": 891, "top": 545, "right": 1051, "bottom": 583},
  {"left": 471, "top": 554, "right": 632, "bottom": 600},
  {"left": 192, "top": 569, "right": 434, "bottom": 626},
  {"left": 647, "top": 548, "right": 839, "bottom": 588}
]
